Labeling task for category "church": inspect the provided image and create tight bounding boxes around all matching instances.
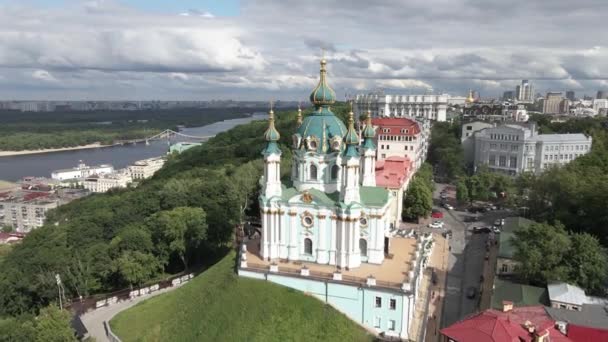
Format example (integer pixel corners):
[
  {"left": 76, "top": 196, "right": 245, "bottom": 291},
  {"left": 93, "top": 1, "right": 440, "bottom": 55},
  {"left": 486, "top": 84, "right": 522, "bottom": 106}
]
[
  {"left": 239, "top": 58, "right": 436, "bottom": 340},
  {"left": 259, "top": 57, "right": 394, "bottom": 269}
]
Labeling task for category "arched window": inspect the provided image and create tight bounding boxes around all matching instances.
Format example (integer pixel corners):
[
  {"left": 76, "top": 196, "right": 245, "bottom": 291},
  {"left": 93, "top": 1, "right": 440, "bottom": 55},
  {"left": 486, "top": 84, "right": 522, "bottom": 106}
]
[
  {"left": 359, "top": 239, "right": 367, "bottom": 257},
  {"left": 304, "top": 238, "right": 313, "bottom": 255},
  {"left": 309, "top": 164, "right": 317, "bottom": 180},
  {"left": 331, "top": 165, "right": 339, "bottom": 180}
]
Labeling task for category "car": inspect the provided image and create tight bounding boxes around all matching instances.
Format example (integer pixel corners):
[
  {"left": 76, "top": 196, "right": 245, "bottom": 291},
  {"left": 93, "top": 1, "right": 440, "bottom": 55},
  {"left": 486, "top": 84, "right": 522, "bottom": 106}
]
[
  {"left": 485, "top": 204, "right": 497, "bottom": 211},
  {"left": 472, "top": 226, "right": 491, "bottom": 233},
  {"left": 494, "top": 218, "right": 505, "bottom": 226},
  {"left": 431, "top": 211, "right": 444, "bottom": 219},
  {"left": 429, "top": 221, "right": 444, "bottom": 229},
  {"left": 440, "top": 194, "right": 448, "bottom": 200},
  {"left": 466, "top": 286, "right": 478, "bottom": 299},
  {"left": 464, "top": 215, "right": 477, "bottom": 223},
  {"left": 492, "top": 226, "right": 501, "bottom": 234},
  {"left": 443, "top": 203, "right": 454, "bottom": 210}
]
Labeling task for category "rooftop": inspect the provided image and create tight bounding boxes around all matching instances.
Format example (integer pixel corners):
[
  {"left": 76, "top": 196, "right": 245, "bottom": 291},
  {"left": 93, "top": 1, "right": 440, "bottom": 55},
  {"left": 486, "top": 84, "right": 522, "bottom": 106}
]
[
  {"left": 371, "top": 117, "right": 421, "bottom": 136},
  {"left": 546, "top": 304, "right": 608, "bottom": 331},
  {"left": 441, "top": 306, "right": 571, "bottom": 342},
  {"left": 0, "top": 190, "right": 56, "bottom": 205},
  {"left": 492, "top": 277, "right": 549, "bottom": 310},
  {"left": 375, "top": 156, "right": 412, "bottom": 189},
  {"left": 243, "top": 236, "right": 419, "bottom": 290},
  {"left": 279, "top": 186, "right": 390, "bottom": 208},
  {"left": 547, "top": 282, "right": 590, "bottom": 306},
  {"left": 531, "top": 133, "right": 591, "bottom": 143}
]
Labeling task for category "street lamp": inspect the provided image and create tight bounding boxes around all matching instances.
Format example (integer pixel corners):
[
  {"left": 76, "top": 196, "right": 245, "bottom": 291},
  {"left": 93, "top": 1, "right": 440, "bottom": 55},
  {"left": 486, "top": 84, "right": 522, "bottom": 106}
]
[{"left": 55, "top": 274, "right": 65, "bottom": 310}]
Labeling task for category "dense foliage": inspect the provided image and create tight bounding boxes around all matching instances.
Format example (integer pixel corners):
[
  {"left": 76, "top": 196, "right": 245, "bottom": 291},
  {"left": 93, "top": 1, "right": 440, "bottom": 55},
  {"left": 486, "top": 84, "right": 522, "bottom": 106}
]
[
  {"left": 0, "top": 107, "right": 308, "bottom": 317},
  {"left": 0, "top": 107, "right": 262, "bottom": 151},
  {"left": 402, "top": 163, "right": 434, "bottom": 222},
  {"left": 0, "top": 305, "right": 77, "bottom": 342},
  {"left": 512, "top": 222, "right": 608, "bottom": 294},
  {"left": 111, "top": 252, "right": 373, "bottom": 342},
  {"left": 428, "top": 120, "right": 465, "bottom": 181}
]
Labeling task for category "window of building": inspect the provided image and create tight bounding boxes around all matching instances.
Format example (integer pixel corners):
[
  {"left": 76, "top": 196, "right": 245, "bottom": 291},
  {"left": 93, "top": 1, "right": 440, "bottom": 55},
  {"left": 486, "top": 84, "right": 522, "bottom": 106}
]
[
  {"left": 489, "top": 155, "right": 496, "bottom": 165},
  {"left": 375, "top": 296, "right": 382, "bottom": 308},
  {"left": 501, "top": 264, "right": 508, "bottom": 273},
  {"left": 359, "top": 239, "right": 367, "bottom": 257},
  {"left": 509, "top": 157, "right": 517, "bottom": 168},
  {"left": 389, "top": 299, "right": 396, "bottom": 310},
  {"left": 309, "top": 165, "right": 317, "bottom": 180},
  {"left": 466, "top": 125, "right": 472, "bottom": 130},
  {"left": 331, "top": 165, "right": 339, "bottom": 180},
  {"left": 511, "top": 145, "right": 518, "bottom": 152},
  {"left": 388, "top": 320, "right": 396, "bottom": 331},
  {"left": 499, "top": 156, "right": 507, "bottom": 167},
  {"left": 304, "top": 238, "right": 313, "bottom": 255},
  {"left": 381, "top": 154, "right": 386, "bottom": 158},
  {"left": 374, "top": 317, "right": 381, "bottom": 328}
]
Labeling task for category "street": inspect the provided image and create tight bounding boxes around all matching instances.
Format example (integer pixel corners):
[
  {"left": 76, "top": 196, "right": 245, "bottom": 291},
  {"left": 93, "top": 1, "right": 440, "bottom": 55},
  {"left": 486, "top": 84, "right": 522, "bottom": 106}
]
[{"left": 428, "top": 184, "right": 509, "bottom": 328}]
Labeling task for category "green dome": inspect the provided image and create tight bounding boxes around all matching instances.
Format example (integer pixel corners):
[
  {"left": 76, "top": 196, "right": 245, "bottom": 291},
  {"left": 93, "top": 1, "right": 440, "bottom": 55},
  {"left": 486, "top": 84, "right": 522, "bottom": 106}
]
[
  {"left": 296, "top": 106, "right": 346, "bottom": 154},
  {"left": 309, "top": 59, "right": 336, "bottom": 107},
  {"left": 262, "top": 108, "right": 281, "bottom": 155}
]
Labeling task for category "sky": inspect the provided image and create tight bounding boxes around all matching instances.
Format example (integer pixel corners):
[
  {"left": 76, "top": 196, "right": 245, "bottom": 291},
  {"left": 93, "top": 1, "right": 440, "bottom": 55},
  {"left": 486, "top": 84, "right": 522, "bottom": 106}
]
[{"left": 0, "top": 0, "right": 607, "bottom": 100}]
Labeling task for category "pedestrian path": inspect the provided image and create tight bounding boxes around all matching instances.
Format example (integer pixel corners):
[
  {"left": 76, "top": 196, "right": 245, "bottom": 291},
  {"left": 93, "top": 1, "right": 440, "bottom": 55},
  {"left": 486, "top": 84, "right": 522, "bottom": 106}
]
[{"left": 80, "top": 283, "right": 184, "bottom": 341}]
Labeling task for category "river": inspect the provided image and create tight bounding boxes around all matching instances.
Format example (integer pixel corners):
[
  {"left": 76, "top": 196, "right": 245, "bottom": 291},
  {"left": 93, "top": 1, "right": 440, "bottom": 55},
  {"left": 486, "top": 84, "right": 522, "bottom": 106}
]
[{"left": 0, "top": 113, "right": 267, "bottom": 182}]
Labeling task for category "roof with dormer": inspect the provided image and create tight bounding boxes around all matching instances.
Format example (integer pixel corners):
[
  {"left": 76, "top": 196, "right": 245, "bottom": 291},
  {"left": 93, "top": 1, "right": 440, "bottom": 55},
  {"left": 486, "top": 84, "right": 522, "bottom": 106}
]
[{"left": 371, "top": 117, "right": 421, "bottom": 136}]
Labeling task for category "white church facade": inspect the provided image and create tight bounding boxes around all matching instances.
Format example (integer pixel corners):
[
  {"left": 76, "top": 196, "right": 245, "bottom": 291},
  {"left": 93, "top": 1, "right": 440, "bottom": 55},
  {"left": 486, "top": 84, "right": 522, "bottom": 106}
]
[{"left": 238, "top": 59, "right": 436, "bottom": 340}]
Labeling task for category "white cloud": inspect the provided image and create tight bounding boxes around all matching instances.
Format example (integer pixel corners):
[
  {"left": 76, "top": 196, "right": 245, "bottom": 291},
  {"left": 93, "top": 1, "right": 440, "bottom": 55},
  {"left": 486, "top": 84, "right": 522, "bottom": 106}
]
[{"left": 0, "top": 0, "right": 607, "bottom": 99}]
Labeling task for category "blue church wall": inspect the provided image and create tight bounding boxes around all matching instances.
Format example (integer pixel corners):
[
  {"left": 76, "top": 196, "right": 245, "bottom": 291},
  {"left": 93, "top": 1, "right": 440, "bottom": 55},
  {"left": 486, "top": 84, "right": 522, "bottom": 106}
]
[{"left": 239, "top": 270, "right": 409, "bottom": 338}]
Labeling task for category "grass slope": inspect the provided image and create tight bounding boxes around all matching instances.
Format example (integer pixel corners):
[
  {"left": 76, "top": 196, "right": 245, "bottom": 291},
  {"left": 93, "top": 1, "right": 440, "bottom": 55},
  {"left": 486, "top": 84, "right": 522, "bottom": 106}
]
[{"left": 111, "top": 252, "right": 373, "bottom": 342}]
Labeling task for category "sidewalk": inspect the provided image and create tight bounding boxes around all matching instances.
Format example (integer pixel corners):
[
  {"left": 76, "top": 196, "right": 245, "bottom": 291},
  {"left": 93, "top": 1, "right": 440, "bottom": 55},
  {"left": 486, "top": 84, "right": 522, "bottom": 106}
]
[
  {"left": 80, "top": 283, "right": 184, "bottom": 341},
  {"left": 423, "top": 234, "right": 449, "bottom": 342}
]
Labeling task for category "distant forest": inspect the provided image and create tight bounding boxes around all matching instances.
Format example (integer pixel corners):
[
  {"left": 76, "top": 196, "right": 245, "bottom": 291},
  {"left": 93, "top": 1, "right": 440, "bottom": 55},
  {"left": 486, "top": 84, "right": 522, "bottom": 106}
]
[{"left": 0, "top": 107, "right": 268, "bottom": 151}]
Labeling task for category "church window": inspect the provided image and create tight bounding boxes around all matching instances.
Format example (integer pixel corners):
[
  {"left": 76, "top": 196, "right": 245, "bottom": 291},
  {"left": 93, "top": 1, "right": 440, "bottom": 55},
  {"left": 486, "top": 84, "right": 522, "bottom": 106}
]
[
  {"left": 304, "top": 238, "right": 313, "bottom": 255},
  {"left": 331, "top": 165, "right": 339, "bottom": 180},
  {"left": 309, "top": 165, "right": 317, "bottom": 180},
  {"left": 359, "top": 239, "right": 367, "bottom": 257},
  {"left": 359, "top": 216, "right": 368, "bottom": 227},
  {"left": 390, "top": 299, "right": 396, "bottom": 310},
  {"left": 302, "top": 213, "right": 314, "bottom": 228}
]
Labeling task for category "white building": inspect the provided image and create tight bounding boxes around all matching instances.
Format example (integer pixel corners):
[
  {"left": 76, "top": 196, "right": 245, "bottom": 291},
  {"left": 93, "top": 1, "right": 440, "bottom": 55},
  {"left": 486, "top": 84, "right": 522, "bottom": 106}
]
[
  {"left": 372, "top": 117, "right": 429, "bottom": 172},
  {"left": 239, "top": 59, "right": 437, "bottom": 340},
  {"left": 0, "top": 191, "right": 58, "bottom": 233},
  {"left": 129, "top": 157, "right": 166, "bottom": 180},
  {"left": 466, "top": 123, "right": 592, "bottom": 175},
  {"left": 502, "top": 104, "right": 529, "bottom": 122},
  {"left": 354, "top": 94, "right": 448, "bottom": 122},
  {"left": 593, "top": 98, "right": 608, "bottom": 115},
  {"left": 516, "top": 80, "right": 534, "bottom": 103},
  {"left": 83, "top": 171, "right": 131, "bottom": 193},
  {"left": 51, "top": 161, "right": 114, "bottom": 181}
]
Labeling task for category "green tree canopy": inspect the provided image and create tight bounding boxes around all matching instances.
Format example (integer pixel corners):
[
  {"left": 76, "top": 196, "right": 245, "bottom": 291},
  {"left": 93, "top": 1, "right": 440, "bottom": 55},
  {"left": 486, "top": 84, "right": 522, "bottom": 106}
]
[
  {"left": 566, "top": 233, "right": 608, "bottom": 294},
  {"left": 402, "top": 177, "right": 433, "bottom": 223}
]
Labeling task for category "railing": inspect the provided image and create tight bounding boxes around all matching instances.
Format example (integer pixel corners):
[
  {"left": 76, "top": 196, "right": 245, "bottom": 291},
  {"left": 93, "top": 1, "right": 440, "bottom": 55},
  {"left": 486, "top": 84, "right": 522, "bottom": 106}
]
[{"left": 243, "top": 263, "right": 406, "bottom": 291}]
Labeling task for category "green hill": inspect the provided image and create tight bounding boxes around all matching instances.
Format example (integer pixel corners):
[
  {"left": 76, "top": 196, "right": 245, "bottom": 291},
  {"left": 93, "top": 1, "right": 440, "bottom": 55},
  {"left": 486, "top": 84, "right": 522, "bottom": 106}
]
[{"left": 110, "top": 252, "right": 373, "bottom": 342}]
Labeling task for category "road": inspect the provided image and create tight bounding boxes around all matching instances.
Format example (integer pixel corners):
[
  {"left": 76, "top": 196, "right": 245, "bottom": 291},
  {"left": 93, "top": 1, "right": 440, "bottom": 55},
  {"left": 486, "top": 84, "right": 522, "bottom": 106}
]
[
  {"left": 80, "top": 283, "right": 184, "bottom": 341},
  {"left": 433, "top": 183, "right": 509, "bottom": 328}
]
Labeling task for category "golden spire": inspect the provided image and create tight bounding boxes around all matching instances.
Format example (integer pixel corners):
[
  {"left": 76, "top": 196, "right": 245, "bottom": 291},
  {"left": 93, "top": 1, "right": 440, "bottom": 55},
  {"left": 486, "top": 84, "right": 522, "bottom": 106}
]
[
  {"left": 344, "top": 101, "right": 359, "bottom": 145},
  {"left": 264, "top": 100, "right": 280, "bottom": 142},
  {"left": 296, "top": 102, "right": 303, "bottom": 126}
]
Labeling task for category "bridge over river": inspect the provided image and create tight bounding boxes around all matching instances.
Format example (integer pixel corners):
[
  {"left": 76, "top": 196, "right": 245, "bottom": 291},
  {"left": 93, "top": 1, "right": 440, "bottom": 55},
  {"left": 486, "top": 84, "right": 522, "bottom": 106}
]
[{"left": 116, "top": 129, "right": 215, "bottom": 146}]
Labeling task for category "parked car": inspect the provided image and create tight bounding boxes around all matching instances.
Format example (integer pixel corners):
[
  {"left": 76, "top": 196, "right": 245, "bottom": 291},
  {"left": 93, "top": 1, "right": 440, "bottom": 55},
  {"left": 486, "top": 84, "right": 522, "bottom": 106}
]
[
  {"left": 429, "top": 221, "right": 444, "bottom": 229},
  {"left": 492, "top": 226, "right": 501, "bottom": 234},
  {"left": 440, "top": 194, "right": 448, "bottom": 200},
  {"left": 468, "top": 206, "right": 483, "bottom": 213},
  {"left": 464, "top": 215, "right": 477, "bottom": 223},
  {"left": 466, "top": 286, "right": 478, "bottom": 299},
  {"left": 485, "top": 204, "right": 497, "bottom": 211},
  {"left": 443, "top": 203, "right": 454, "bottom": 210},
  {"left": 472, "top": 226, "right": 491, "bottom": 233},
  {"left": 431, "top": 211, "right": 444, "bottom": 219},
  {"left": 494, "top": 218, "right": 505, "bottom": 226}
]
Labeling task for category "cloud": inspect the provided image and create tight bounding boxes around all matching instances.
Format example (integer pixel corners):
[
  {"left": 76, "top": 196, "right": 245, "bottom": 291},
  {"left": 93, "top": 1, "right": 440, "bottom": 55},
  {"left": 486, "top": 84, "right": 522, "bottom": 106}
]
[{"left": 0, "top": 0, "right": 607, "bottom": 100}]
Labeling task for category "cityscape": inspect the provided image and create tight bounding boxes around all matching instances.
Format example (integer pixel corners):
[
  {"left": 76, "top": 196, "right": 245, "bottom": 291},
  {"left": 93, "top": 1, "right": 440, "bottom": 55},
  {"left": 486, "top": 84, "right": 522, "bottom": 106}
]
[{"left": 1, "top": 1, "right": 608, "bottom": 342}]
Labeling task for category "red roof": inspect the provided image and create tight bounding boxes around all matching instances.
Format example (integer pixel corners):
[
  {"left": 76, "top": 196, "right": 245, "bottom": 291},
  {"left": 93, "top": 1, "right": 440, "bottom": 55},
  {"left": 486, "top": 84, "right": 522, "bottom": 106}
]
[
  {"left": 371, "top": 117, "right": 421, "bottom": 136},
  {"left": 23, "top": 192, "right": 50, "bottom": 201},
  {"left": 375, "top": 156, "right": 412, "bottom": 188},
  {"left": 441, "top": 307, "right": 571, "bottom": 342},
  {"left": 567, "top": 324, "right": 608, "bottom": 342}
]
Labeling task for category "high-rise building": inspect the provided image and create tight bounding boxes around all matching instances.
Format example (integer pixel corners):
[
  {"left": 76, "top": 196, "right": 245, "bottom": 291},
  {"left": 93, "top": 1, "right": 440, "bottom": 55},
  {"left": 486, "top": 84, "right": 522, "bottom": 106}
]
[
  {"left": 516, "top": 80, "right": 534, "bottom": 102},
  {"left": 566, "top": 90, "right": 575, "bottom": 101},
  {"left": 543, "top": 92, "right": 567, "bottom": 114},
  {"left": 502, "top": 91, "right": 515, "bottom": 101},
  {"left": 597, "top": 90, "right": 607, "bottom": 99}
]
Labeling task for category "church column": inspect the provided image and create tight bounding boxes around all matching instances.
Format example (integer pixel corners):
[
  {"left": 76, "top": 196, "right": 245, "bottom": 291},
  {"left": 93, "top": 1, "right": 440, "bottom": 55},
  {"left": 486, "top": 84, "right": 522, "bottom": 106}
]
[{"left": 288, "top": 211, "right": 298, "bottom": 260}]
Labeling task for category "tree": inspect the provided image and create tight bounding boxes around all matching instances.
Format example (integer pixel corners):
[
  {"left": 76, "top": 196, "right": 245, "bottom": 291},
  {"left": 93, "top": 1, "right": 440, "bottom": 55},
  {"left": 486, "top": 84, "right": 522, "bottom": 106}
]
[
  {"left": 112, "top": 251, "right": 162, "bottom": 288},
  {"left": 147, "top": 207, "right": 208, "bottom": 270},
  {"left": 402, "top": 177, "right": 433, "bottom": 223},
  {"left": 1, "top": 225, "right": 13, "bottom": 233},
  {"left": 33, "top": 305, "right": 77, "bottom": 342},
  {"left": 566, "top": 233, "right": 608, "bottom": 294},
  {"left": 456, "top": 179, "right": 469, "bottom": 204},
  {"left": 230, "top": 161, "right": 263, "bottom": 223},
  {"left": 511, "top": 222, "right": 571, "bottom": 286}
]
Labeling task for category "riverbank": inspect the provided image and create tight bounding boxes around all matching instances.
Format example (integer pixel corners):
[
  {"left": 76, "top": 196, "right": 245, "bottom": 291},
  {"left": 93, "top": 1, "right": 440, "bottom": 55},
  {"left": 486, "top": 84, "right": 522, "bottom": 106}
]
[{"left": 0, "top": 143, "right": 111, "bottom": 157}]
